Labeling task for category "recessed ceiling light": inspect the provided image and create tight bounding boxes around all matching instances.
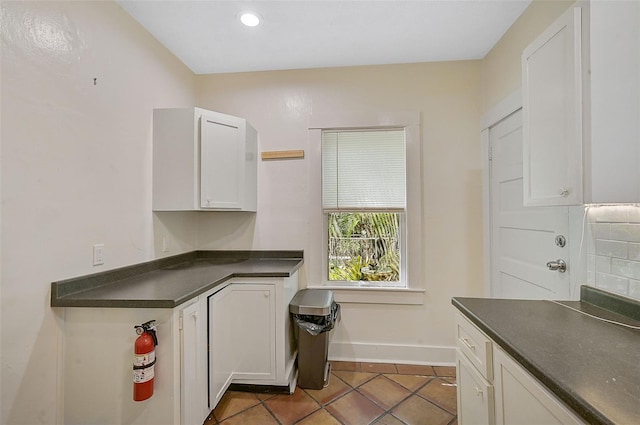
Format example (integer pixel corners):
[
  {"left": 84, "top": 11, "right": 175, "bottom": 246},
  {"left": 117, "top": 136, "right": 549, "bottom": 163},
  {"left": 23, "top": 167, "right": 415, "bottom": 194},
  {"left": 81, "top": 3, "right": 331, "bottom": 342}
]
[{"left": 240, "top": 12, "right": 261, "bottom": 27}]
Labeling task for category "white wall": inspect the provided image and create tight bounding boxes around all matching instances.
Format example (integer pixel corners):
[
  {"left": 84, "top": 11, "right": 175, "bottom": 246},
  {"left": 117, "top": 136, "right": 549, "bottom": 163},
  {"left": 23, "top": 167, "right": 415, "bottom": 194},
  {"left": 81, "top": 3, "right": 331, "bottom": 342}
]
[
  {"left": 481, "top": 0, "right": 573, "bottom": 113},
  {"left": 196, "top": 62, "right": 485, "bottom": 364},
  {"left": 1, "top": 1, "right": 196, "bottom": 423}
]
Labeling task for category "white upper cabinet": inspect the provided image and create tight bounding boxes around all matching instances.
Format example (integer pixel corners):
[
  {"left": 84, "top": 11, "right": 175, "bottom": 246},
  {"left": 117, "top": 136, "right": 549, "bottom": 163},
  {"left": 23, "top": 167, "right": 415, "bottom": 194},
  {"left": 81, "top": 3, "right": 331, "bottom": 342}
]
[
  {"left": 522, "top": 6, "right": 583, "bottom": 206},
  {"left": 588, "top": 0, "right": 640, "bottom": 204},
  {"left": 523, "top": 2, "right": 640, "bottom": 206},
  {"left": 153, "top": 107, "right": 257, "bottom": 211}
]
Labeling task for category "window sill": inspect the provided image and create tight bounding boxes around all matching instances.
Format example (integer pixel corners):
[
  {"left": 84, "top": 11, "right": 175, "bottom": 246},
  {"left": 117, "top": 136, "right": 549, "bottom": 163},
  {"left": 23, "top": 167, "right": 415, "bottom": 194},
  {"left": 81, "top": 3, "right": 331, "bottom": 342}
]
[{"left": 305, "top": 285, "right": 425, "bottom": 305}]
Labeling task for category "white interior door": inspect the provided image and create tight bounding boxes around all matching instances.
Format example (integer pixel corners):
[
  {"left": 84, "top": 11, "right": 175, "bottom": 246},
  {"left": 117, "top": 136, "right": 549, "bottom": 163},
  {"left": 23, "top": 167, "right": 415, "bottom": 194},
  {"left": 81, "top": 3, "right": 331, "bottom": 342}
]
[{"left": 490, "top": 109, "right": 571, "bottom": 299}]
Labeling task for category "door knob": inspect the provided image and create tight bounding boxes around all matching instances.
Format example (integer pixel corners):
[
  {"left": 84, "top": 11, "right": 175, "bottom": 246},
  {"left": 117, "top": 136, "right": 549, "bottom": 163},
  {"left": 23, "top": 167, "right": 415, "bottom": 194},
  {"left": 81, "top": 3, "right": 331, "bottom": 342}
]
[{"left": 546, "top": 259, "right": 567, "bottom": 273}]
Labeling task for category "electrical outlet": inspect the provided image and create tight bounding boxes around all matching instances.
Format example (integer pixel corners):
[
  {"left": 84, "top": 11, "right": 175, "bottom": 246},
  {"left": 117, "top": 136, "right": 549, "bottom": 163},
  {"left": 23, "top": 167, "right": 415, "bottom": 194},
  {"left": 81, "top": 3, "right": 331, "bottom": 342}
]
[{"left": 93, "top": 244, "right": 105, "bottom": 266}]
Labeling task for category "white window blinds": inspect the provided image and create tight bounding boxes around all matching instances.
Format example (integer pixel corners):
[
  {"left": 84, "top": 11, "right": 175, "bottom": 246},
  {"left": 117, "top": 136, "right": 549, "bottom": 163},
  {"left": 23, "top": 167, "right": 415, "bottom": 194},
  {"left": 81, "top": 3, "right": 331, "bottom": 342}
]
[{"left": 322, "top": 129, "right": 406, "bottom": 211}]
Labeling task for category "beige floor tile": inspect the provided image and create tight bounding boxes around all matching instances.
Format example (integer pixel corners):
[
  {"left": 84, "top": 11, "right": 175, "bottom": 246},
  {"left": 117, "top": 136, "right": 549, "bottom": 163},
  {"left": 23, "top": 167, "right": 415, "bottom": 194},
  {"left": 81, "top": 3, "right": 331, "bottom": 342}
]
[
  {"left": 358, "top": 375, "right": 412, "bottom": 410},
  {"left": 326, "top": 390, "right": 385, "bottom": 425},
  {"left": 213, "top": 391, "right": 260, "bottom": 422},
  {"left": 362, "top": 362, "right": 398, "bottom": 374},
  {"left": 217, "top": 404, "right": 278, "bottom": 425},
  {"left": 417, "top": 378, "right": 457, "bottom": 414},
  {"left": 396, "top": 364, "right": 436, "bottom": 376},
  {"left": 295, "top": 409, "right": 342, "bottom": 425},
  {"left": 255, "top": 392, "right": 277, "bottom": 401},
  {"left": 331, "top": 361, "right": 360, "bottom": 371},
  {"left": 263, "top": 387, "right": 320, "bottom": 425},
  {"left": 374, "top": 413, "right": 407, "bottom": 425},
  {"left": 392, "top": 395, "right": 454, "bottom": 425},
  {"left": 433, "top": 366, "right": 456, "bottom": 378},
  {"left": 333, "top": 370, "right": 378, "bottom": 388},
  {"left": 385, "top": 374, "right": 431, "bottom": 392},
  {"left": 304, "top": 373, "right": 352, "bottom": 405}
]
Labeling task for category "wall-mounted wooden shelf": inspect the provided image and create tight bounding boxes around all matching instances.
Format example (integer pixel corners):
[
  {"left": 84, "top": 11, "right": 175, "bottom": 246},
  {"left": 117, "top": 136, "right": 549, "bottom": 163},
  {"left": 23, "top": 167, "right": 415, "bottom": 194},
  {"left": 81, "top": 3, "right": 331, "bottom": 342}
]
[{"left": 261, "top": 150, "right": 305, "bottom": 160}]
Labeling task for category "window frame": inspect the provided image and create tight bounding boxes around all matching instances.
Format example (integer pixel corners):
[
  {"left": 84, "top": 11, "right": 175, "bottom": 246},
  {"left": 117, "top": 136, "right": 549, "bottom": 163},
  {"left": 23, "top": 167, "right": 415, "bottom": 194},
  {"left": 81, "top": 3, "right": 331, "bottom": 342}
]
[{"left": 307, "top": 111, "right": 424, "bottom": 305}]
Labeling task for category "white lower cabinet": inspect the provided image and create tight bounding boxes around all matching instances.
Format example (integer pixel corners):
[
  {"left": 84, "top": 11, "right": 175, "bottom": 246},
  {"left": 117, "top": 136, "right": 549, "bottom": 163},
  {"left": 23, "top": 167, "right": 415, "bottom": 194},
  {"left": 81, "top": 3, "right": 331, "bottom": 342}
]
[
  {"left": 180, "top": 298, "right": 209, "bottom": 425},
  {"left": 62, "top": 307, "right": 181, "bottom": 425},
  {"left": 493, "top": 346, "right": 583, "bottom": 425},
  {"left": 62, "top": 272, "right": 298, "bottom": 425},
  {"left": 208, "top": 284, "right": 236, "bottom": 408},
  {"left": 455, "top": 312, "right": 585, "bottom": 425},
  {"left": 457, "top": 349, "right": 494, "bottom": 425},
  {"left": 226, "top": 275, "right": 298, "bottom": 390},
  {"left": 207, "top": 282, "right": 278, "bottom": 408},
  {"left": 204, "top": 274, "right": 299, "bottom": 415}
]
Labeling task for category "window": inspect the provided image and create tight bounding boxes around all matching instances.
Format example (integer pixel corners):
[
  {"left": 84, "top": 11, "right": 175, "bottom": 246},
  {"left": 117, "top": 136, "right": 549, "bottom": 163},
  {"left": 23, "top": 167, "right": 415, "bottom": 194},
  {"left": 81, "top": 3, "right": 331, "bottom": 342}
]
[
  {"left": 307, "top": 111, "right": 423, "bottom": 304},
  {"left": 322, "top": 129, "right": 406, "bottom": 287},
  {"left": 328, "top": 212, "right": 402, "bottom": 285}
]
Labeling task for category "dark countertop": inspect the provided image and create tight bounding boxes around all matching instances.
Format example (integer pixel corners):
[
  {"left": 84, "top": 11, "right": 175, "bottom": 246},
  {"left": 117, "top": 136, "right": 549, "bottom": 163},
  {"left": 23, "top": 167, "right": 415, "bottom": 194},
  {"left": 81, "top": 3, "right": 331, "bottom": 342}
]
[
  {"left": 51, "top": 250, "right": 304, "bottom": 308},
  {"left": 452, "top": 287, "right": 640, "bottom": 425}
]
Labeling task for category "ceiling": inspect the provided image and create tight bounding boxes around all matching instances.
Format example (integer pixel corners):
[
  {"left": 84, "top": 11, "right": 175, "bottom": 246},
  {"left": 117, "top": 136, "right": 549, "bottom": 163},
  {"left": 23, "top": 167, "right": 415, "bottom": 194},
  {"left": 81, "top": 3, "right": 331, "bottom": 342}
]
[{"left": 117, "top": 0, "right": 532, "bottom": 75}]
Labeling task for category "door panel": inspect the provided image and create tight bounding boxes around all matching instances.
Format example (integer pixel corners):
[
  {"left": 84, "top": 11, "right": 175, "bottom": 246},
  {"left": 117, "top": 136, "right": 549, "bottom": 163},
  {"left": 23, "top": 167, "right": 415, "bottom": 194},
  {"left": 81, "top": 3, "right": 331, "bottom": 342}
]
[
  {"left": 490, "top": 109, "right": 570, "bottom": 299},
  {"left": 228, "top": 284, "right": 276, "bottom": 381},
  {"left": 180, "top": 300, "right": 209, "bottom": 424},
  {"left": 208, "top": 286, "right": 234, "bottom": 408},
  {"left": 522, "top": 7, "right": 583, "bottom": 206},
  {"left": 456, "top": 350, "right": 494, "bottom": 425},
  {"left": 200, "top": 114, "right": 243, "bottom": 209}
]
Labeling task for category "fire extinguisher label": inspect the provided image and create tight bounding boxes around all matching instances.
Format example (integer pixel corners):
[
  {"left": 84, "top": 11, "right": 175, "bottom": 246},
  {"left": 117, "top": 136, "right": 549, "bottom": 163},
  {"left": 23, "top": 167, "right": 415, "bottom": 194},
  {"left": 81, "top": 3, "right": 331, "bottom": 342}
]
[
  {"left": 133, "top": 350, "right": 156, "bottom": 367},
  {"left": 133, "top": 364, "right": 154, "bottom": 383}
]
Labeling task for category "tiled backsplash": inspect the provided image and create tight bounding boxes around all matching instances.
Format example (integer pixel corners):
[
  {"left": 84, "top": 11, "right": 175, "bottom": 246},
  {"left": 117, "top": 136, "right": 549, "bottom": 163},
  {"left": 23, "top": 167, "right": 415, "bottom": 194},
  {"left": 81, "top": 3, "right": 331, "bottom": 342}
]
[{"left": 586, "top": 205, "right": 640, "bottom": 300}]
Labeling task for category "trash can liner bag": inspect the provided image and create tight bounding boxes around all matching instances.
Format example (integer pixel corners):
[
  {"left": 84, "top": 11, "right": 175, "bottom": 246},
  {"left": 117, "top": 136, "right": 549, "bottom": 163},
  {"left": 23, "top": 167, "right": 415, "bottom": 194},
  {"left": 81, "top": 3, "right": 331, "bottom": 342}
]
[{"left": 293, "top": 302, "right": 340, "bottom": 336}]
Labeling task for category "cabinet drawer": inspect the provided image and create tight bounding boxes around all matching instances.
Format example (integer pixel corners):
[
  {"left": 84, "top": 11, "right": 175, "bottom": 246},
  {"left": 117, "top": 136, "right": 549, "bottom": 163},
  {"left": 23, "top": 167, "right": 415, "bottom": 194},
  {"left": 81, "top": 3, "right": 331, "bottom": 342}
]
[{"left": 455, "top": 312, "right": 493, "bottom": 381}]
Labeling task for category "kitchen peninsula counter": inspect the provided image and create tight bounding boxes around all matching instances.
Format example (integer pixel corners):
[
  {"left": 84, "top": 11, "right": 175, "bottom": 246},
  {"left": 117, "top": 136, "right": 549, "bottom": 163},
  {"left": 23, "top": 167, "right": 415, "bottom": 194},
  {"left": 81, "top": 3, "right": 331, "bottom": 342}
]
[
  {"left": 51, "top": 250, "right": 303, "bottom": 308},
  {"left": 452, "top": 286, "right": 640, "bottom": 425}
]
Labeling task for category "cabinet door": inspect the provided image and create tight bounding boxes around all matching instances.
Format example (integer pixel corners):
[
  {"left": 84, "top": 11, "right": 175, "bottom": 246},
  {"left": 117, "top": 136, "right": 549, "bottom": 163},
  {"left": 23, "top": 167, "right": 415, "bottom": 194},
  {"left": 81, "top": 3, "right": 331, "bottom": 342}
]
[
  {"left": 200, "top": 113, "right": 244, "bottom": 209},
  {"left": 457, "top": 350, "right": 494, "bottom": 425},
  {"left": 494, "top": 346, "right": 584, "bottom": 425},
  {"left": 522, "top": 7, "right": 583, "bottom": 206},
  {"left": 589, "top": 1, "right": 640, "bottom": 203},
  {"left": 180, "top": 300, "right": 209, "bottom": 425},
  {"left": 208, "top": 286, "right": 235, "bottom": 408},
  {"left": 228, "top": 284, "right": 276, "bottom": 381}
]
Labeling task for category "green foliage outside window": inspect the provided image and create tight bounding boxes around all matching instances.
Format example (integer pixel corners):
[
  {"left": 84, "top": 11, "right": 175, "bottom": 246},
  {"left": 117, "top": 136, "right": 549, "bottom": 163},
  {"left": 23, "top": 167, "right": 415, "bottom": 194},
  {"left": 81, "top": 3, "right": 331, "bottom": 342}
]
[{"left": 328, "top": 212, "right": 400, "bottom": 282}]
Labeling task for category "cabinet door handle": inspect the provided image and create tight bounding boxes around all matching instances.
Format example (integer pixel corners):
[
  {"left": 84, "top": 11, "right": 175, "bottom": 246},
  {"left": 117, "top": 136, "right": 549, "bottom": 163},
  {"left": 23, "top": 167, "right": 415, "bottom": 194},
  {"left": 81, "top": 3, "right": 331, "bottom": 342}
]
[
  {"left": 264, "top": 291, "right": 270, "bottom": 297},
  {"left": 460, "top": 337, "right": 476, "bottom": 351},
  {"left": 559, "top": 187, "right": 569, "bottom": 197},
  {"left": 191, "top": 311, "right": 198, "bottom": 320},
  {"left": 475, "top": 386, "right": 484, "bottom": 399}
]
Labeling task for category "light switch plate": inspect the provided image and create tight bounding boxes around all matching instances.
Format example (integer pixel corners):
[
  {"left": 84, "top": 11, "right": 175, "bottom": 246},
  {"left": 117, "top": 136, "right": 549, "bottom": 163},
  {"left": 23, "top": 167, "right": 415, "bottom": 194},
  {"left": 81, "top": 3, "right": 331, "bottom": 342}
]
[{"left": 93, "top": 244, "right": 104, "bottom": 266}]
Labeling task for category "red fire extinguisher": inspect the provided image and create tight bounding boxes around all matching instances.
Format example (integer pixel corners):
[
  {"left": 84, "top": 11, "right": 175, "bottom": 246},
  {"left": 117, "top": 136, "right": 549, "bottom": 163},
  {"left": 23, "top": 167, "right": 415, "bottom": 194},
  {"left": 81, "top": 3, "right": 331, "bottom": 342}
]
[{"left": 133, "top": 320, "right": 158, "bottom": 401}]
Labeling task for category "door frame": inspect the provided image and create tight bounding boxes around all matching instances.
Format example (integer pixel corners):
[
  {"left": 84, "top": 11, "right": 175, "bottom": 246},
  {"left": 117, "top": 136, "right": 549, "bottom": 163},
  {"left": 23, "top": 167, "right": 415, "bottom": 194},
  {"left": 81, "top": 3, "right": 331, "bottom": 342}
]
[
  {"left": 481, "top": 90, "right": 584, "bottom": 300},
  {"left": 480, "top": 89, "right": 523, "bottom": 296}
]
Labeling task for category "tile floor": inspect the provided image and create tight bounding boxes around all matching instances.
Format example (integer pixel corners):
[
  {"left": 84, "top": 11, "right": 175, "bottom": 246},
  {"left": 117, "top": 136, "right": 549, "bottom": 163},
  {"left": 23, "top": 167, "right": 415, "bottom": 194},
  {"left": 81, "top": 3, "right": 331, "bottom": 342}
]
[{"left": 204, "top": 361, "right": 457, "bottom": 425}]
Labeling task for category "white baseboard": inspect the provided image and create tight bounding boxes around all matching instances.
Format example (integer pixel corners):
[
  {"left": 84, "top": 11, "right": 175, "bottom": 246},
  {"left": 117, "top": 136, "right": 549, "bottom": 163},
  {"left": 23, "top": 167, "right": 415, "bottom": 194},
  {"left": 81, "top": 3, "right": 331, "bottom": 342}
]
[{"left": 328, "top": 341, "right": 455, "bottom": 367}]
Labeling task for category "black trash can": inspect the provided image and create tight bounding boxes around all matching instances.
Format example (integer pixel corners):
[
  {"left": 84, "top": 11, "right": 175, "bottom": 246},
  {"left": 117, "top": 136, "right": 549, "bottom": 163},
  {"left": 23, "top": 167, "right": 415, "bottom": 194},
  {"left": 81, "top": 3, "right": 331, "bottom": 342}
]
[{"left": 289, "top": 289, "right": 340, "bottom": 389}]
